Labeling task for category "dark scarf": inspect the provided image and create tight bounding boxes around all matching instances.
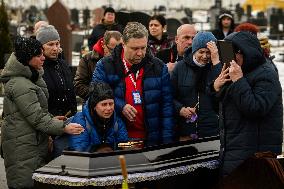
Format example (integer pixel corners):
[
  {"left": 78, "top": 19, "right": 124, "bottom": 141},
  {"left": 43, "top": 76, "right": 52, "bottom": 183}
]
[
  {"left": 28, "top": 65, "right": 39, "bottom": 83},
  {"left": 91, "top": 110, "right": 113, "bottom": 143}
]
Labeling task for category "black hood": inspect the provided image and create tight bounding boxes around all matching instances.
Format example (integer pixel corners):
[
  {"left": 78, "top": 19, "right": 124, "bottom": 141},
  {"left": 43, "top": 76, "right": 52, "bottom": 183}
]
[{"left": 224, "top": 31, "right": 265, "bottom": 74}]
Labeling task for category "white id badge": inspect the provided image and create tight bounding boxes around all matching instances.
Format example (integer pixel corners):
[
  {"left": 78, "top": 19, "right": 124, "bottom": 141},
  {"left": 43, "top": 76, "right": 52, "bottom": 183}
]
[{"left": 132, "top": 91, "right": 142, "bottom": 105}]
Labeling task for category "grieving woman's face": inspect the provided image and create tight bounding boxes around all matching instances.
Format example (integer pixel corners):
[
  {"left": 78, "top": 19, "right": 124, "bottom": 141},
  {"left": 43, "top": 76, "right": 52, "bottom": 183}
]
[
  {"left": 194, "top": 48, "right": 211, "bottom": 65},
  {"left": 28, "top": 50, "right": 45, "bottom": 70},
  {"left": 95, "top": 99, "right": 115, "bottom": 119}
]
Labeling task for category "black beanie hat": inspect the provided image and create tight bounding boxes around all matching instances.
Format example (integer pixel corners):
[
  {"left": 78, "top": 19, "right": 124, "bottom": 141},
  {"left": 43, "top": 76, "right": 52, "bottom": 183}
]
[
  {"left": 104, "top": 7, "right": 115, "bottom": 15},
  {"left": 88, "top": 82, "right": 114, "bottom": 111},
  {"left": 14, "top": 36, "right": 43, "bottom": 66}
]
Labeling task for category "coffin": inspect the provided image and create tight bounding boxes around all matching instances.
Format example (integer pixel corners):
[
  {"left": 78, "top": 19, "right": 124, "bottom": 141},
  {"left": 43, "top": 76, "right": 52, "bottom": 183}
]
[{"left": 33, "top": 136, "right": 220, "bottom": 188}]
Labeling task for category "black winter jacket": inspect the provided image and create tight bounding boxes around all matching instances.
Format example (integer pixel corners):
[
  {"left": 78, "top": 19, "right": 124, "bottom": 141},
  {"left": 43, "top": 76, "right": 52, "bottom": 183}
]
[
  {"left": 219, "top": 32, "right": 283, "bottom": 176},
  {"left": 43, "top": 58, "right": 77, "bottom": 116},
  {"left": 171, "top": 49, "right": 219, "bottom": 138}
]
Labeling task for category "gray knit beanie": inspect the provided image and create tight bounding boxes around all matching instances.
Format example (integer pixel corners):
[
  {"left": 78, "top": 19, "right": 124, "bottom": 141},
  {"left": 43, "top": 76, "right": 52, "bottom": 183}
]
[{"left": 36, "top": 25, "right": 60, "bottom": 44}]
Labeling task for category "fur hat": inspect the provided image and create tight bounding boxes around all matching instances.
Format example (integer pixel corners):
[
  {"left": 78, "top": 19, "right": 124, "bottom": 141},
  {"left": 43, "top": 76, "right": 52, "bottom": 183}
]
[
  {"left": 219, "top": 10, "right": 233, "bottom": 20},
  {"left": 14, "top": 36, "right": 43, "bottom": 65},
  {"left": 192, "top": 31, "right": 217, "bottom": 54},
  {"left": 104, "top": 7, "right": 115, "bottom": 15},
  {"left": 36, "top": 25, "right": 60, "bottom": 44},
  {"left": 88, "top": 82, "right": 114, "bottom": 110}
]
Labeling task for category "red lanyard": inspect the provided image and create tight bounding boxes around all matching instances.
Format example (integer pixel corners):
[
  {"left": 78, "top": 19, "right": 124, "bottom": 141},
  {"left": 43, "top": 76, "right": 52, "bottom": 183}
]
[{"left": 122, "top": 58, "right": 139, "bottom": 89}]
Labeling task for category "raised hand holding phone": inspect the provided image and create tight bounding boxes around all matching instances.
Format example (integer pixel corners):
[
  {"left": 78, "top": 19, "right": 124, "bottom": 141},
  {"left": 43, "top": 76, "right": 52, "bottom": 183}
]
[
  {"left": 217, "top": 40, "right": 235, "bottom": 68},
  {"left": 229, "top": 60, "right": 243, "bottom": 82},
  {"left": 214, "top": 64, "right": 231, "bottom": 92}
]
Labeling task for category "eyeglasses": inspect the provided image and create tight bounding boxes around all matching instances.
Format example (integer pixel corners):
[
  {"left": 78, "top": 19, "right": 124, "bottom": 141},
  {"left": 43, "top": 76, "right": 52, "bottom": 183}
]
[{"left": 106, "top": 45, "right": 114, "bottom": 53}]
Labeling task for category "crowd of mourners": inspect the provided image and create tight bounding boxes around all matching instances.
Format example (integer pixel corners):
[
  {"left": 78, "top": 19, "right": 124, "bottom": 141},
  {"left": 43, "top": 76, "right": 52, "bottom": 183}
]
[{"left": 0, "top": 7, "right": 283, "bottom": 189}]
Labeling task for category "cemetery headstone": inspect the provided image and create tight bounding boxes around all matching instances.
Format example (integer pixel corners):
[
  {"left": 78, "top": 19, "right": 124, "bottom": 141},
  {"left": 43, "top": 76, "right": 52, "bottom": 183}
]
[{"left": 47, "top": 0, "right": 72, "bottom": 64}]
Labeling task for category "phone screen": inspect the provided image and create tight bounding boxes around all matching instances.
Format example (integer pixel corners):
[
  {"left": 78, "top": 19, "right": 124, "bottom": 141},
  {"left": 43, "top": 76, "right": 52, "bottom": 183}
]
[{"left": 217, "top": 40, "right": 235, "bottom": 67}]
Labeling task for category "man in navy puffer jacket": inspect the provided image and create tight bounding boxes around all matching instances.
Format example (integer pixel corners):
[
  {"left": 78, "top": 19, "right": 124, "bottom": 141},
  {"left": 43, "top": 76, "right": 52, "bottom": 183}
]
[{"left": 92, "top": 22, "right": 175, "bottom": 147}]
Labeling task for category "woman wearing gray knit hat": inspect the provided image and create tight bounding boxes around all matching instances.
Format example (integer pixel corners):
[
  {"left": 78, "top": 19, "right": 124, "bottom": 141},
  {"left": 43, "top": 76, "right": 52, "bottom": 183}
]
[
  {"left": 0, "top": 36, "right": 84, "bottom": 189},
  {"left": 36, "top": 25, "right": 77, "bottom": 119},
  {"left": 171, "top": 31, "right": 220, "bottom": 141}
]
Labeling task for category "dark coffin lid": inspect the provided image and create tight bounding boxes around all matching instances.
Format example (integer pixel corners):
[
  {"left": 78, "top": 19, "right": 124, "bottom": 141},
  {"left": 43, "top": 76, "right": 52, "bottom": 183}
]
[{"left": 35, "top": 136, "right": 220, "bottom": 177}]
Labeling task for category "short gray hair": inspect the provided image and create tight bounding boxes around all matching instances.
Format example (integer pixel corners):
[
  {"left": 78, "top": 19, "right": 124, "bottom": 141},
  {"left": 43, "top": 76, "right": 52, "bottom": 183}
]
[{"left": 122, "top": 22, "right": 148, "bottom": 43}]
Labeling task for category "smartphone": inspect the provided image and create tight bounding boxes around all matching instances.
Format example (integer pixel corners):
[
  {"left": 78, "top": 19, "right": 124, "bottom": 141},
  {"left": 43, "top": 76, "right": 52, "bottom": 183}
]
[{"left": 217, "top": 40, "right": 235, "bottom": 68}]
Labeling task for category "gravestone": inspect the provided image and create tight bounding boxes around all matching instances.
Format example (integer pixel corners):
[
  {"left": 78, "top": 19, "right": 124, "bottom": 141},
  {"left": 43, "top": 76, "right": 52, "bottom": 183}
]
[
  {"left": 116, "top": 11, "right": 150, "bottom": 29},
  {"left": 83, "top": 8, "right": 90, "bottom": 27},
  {"left": 47, "top": 0, "right": 72, "bottom": 64},
  {"left": 91, "top": 8, "right": 104, "bottom": 27},
  {"left": 130, "top": 12, "right": 150, "bottom": 28},
  {"left": 71, "top": 8, "right": 79, "bottom": 26},
  {"left": 116, "top": 11, "right": 130, "bottom": 28},
  {"left": 247, "top": 5, "right": 252, "bottom": 19},
  {"left": 235, "top": 3, "right": 244, "bottom": 22},
  {"left": 166, "top": 18, "right": 182, "bottom": 37}
]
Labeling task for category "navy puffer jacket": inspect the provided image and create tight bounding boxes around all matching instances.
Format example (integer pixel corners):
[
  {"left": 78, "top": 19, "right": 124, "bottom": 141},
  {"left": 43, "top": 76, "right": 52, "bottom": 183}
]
[
  {"left": 219, "top": 32, "right": 283, "bottom": 176},
  {"left": 92, "top": 45, "right": 175, "bottom": 146}
]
